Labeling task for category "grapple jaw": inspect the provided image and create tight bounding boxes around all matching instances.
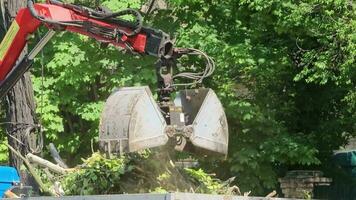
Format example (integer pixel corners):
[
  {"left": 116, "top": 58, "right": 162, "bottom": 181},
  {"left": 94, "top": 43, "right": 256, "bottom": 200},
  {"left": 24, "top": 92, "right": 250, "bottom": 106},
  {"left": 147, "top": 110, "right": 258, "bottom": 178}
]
[
  {"left": 177, "top": 89, "right": 228, "bottom": 156},
  {"left": 99, "top": 86, "right": 228, "bottom": 157}
]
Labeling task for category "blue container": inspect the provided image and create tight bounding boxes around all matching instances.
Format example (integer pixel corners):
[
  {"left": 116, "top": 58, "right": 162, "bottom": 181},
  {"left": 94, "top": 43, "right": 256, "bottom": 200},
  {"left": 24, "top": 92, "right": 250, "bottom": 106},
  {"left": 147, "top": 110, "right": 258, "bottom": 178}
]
[
  {"left": 334, "top": 150, "right": 356, "bottom": 167},
  {"left": 0, "top": 166, "right": 20, "bottom": 197}
]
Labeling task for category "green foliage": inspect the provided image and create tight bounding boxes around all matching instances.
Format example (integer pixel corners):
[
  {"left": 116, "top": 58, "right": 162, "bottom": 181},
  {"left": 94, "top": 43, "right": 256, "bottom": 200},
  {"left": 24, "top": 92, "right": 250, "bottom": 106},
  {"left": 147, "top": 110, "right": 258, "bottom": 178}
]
[
  {"left": 63, "top": 153, "right": 129, "bottom": 195},
  {"left": 0, "top": 110, "right": 8, "bottom": 164},
  {"left": 26, "top": 0, "right": 356, "bottom": 196},
  {"left": 61, "top": 152, "right": 228, "bottom": 195},
  {"left": 32, "top": 0, "right": 151, "bottom": 163},
  {"left": 162, "top": 0, "right": 355, "bottom": 195},
  {"left": 184, "top": 168, "right": 226, "bottom": 194},
  {"left": 0, "top": 142, "right": 8, "bottom": 164}
]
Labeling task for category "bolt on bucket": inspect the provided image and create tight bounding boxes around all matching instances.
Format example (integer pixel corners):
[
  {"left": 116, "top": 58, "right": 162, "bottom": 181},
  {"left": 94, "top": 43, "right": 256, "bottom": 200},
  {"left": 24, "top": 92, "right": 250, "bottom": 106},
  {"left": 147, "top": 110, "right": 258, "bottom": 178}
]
[{"left": 99, "top": 86, "right": 228, "bottom": 157}]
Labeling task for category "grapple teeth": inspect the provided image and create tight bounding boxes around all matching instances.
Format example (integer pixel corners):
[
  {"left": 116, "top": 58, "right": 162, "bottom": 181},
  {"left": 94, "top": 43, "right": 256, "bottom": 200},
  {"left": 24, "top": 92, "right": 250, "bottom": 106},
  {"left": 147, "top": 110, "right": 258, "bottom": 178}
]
[{"left": 99, "top": 86, "right": 228, "bottom": 157}]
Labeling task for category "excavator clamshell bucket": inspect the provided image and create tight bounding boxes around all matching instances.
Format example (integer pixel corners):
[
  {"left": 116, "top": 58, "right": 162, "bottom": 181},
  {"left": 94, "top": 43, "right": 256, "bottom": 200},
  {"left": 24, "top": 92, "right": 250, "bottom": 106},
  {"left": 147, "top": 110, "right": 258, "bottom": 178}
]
[
  {"left": 180, "top": 89, "right": 228, "bottom": 156},
  {"left": 99, "top": 86, "right": 168, "bottom": 154}
]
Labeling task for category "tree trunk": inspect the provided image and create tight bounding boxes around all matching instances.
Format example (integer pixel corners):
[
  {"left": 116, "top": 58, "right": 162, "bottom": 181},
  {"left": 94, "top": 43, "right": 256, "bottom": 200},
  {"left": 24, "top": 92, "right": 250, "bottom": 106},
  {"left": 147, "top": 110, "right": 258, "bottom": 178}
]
[
  {"left": 5, "top": 73, "right": 37, "bottom": 168},
  {"left": 2, "top": 0, "right": 38, "bottom": 187}
]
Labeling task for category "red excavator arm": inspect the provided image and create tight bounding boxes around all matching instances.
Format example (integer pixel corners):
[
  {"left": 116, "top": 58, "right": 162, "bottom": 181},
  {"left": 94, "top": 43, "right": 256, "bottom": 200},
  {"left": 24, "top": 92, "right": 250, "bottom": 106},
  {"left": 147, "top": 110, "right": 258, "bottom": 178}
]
[
  {"left": 0, "top": 1, "right": 228, "bottom": 157},
  {"left": 0, "top": 0, "right": 173, "bottom": 99}
]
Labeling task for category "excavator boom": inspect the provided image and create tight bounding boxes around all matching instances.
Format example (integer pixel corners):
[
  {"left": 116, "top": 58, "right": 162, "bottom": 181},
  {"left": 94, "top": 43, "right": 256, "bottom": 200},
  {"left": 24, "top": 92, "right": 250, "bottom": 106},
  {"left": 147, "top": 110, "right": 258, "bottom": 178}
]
[
  {"left": 0, "top": 0, "right": 228, "bottom": 157},
  {"left": 0, "top": 1, "right": 172, "bottom": 98}
]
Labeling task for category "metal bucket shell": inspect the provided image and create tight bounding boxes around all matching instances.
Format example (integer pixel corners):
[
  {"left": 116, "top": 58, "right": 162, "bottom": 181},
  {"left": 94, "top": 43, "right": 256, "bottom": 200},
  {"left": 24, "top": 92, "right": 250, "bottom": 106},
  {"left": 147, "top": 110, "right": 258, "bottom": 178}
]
[
  {"left": 99, "top": 86, "right": 168, "bottom": 154},
  {"left": 99, "top": 86, "right": 228, "bottom": 157},
  {"left": 179, "top": 89, "right": 228, "bottom": 156}
]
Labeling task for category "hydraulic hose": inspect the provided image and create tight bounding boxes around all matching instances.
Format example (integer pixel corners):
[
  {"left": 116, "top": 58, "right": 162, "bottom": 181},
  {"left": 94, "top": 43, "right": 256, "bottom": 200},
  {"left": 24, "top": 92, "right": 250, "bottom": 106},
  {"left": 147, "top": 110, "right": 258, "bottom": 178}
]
[
  {"left": 27, "top": 0, "right": 83, "bottom": 27},
  {"left": 27, "top": 0, "right": 143, "bottom": 36}
]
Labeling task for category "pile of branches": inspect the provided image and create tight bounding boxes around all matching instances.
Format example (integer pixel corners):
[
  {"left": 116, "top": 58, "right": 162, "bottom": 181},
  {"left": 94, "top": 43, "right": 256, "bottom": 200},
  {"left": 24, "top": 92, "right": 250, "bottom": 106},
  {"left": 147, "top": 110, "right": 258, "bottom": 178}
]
[
  {"left": 6, "top": 143, "right": 236, "bottom": 196},
  {"left": 61, "top": 152, "right": 231, "bottom": 195}
]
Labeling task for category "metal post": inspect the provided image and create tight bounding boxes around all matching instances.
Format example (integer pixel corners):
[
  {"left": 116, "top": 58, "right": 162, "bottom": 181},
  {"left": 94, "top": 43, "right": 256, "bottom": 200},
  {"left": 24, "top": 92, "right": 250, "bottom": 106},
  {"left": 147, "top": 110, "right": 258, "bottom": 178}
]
[{"left": 28, "top": 30, "right": 56, "bottom": 60}]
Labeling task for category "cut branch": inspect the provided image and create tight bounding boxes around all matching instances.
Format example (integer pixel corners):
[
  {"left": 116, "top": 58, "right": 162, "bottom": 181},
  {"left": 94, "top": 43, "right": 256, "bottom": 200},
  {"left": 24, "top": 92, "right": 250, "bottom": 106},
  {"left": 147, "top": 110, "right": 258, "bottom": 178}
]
[
  {"left": 4, "top": 143, "right": 54, "bottom": 196},
  {"left": 49, "top": 143, "right": 68, "bottom": 169},
  {"left": 26, "top": 153, "right": 74, "bottom": 175}
]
